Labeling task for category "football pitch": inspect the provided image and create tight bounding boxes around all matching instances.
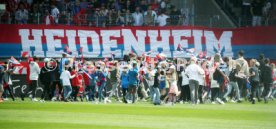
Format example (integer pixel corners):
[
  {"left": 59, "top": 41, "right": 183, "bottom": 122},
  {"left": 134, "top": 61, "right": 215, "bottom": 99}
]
[{"left": 0, "top": 100, "right": 275, "bottom": 129}]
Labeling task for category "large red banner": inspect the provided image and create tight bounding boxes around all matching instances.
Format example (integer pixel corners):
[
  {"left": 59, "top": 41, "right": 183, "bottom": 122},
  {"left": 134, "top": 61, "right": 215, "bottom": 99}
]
[{"left": 0, "top": 24, "right": 275, "bottom": 59}]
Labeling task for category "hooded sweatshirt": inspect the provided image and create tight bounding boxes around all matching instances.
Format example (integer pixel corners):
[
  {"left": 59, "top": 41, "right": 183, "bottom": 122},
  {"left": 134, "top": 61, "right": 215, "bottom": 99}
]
[{"left": 29, "top": 61, "right": 40, "bottom": 81}]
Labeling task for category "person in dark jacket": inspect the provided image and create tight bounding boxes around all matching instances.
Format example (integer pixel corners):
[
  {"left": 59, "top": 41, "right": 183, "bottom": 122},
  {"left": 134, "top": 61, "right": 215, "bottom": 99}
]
[
  {"left": 261, "top": 58, "right": 273, "bottom": 103},
  {"left": 39, "top": 58, "right": 54, "bottom": 102},
  {"left": 51, "top": 58, "right": 63, "bottom": 101},
  {"left": 249, "top": 59, "right": 260, "bottom": 104},
  {"left": 153, "top": 67, "right": 161, "bottom": 105}
]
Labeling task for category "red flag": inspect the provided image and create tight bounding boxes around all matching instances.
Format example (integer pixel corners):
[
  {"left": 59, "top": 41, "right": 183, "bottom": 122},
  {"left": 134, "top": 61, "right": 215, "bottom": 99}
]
[
  {"left": 186, "top": 48, "right": 195, "bottom": 53},
  {"left": 80, "top": 47, "right": 83, "bottom": 54},
  {"left": 9, "top": 56, "right": 21, "bottom": 65},
  {"left": 177, "top": 44, "right": 184, "bottom": 51},
  {"left": 64, "top": 45, "right": 72, "bottom": 54},
  {"left": 21, "top": 51, "right": 29, "bottom": 58}
]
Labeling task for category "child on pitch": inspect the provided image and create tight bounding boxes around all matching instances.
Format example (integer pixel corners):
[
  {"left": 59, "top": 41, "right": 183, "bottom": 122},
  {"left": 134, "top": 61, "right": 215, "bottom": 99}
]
[
  {"left": 166, "top": 65, "right": 179, "bottom": 106},
  {"left": 60, "top": 65, "right": 76, "bottom": 102},
  {"left": 223, "top": 61, "right": 243, "bottom": 103},
  {"left": 120, "top": 65, "right": 129, "bottom": 103}
]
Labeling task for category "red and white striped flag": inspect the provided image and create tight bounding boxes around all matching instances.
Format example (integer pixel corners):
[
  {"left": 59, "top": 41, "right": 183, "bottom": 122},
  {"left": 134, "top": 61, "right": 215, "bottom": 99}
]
[{"left": 9, "top": 56, "right": 21, "bottom": 65}]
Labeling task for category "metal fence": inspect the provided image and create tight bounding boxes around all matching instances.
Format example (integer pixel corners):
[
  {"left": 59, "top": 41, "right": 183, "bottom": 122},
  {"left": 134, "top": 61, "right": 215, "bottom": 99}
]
[{"left": 1, "top": 11, "right": 275, "bottom": 28}]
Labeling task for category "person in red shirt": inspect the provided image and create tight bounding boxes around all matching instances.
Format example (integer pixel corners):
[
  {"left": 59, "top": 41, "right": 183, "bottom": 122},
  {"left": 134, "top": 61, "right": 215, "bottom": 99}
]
[
  {"left": 43, "top": 10, "right": 55, "bottom": 25},
  {"left": 71, "top": 66, "right": 82, "bottom": 101}
]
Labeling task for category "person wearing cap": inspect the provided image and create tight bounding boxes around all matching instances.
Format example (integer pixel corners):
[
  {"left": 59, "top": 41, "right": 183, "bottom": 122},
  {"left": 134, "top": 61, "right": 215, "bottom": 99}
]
[
  {"left": 60, "top": 65, "right": 76, "bottom": 102},
  {"left": 27, "top": 57, "right": 41, "bottom": 102},
  {"left": 185, "top": 57, "right": 204, "bottom": 104},
  {"left": 108, "top": 61, "right": 120, "bottom": 102},
  {"left": 127, "top": 61, "right": 139, "bottom": 103}
]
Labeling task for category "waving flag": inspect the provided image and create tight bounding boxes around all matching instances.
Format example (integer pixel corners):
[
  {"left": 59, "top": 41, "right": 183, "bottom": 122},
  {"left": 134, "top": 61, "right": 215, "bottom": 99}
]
[
  {"left": 198, "top": 51, "right": 207, "bottom": 59},
  {"left": 21, "top": 51, "right": 29, "bottom": 58},
  {"left": 111, "top": 53, "right": 115, "bottom": 61},
  {"left": 64, "top": 45, "right": 72, "bottom": 55},
  {"left": 9, "top": 56, "right": 21, "bottom": 65},
  {"left": 186, "top": 48, "right": 196, "bottom": 53},
  {"left": 177, "top": 44, "right": 184, "bottom": 51}
]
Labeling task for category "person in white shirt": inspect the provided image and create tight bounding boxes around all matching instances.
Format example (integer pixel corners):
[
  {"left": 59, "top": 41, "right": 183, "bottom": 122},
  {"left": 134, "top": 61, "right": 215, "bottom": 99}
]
[
  {"left": 132, "top": 7, "right": 144, "bottom": 26},
  {"left": 185, "top": 57, "right": 204, "bottom": 104},
  {"left": 15, "top": 4, "right": 29, "bottom": 24},
  {"left": 180, "top": 64, "right": 190, "bottom": 103},
  {"left": 60, "top": 65, "right": 76, "bottom": 102},
  {"left": 157, "top": 10, "right": 169, "bottom": 26},
  {"left": 51, "top": 5, "right": 60, "bottom": 24},
  {"left": 29, "top": 57, "right": 41, "bottom": 101}
]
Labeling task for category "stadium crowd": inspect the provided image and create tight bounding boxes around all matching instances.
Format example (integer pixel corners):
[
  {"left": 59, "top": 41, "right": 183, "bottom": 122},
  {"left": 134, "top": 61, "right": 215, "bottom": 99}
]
[
  {"left": 0, "top": 0, "right": 188, "bottom": 26},
  {"left": 216, "top": 0, "right": 276, "bottom": 27},
  {"left": 0, "top": 50, "right": 275, "bottom": 105}
]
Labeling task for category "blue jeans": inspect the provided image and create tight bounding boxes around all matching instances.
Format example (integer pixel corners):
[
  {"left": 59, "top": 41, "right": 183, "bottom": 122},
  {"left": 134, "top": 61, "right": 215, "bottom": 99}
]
[
  {"left": 86, "top": 85, "right": 95, "bottom": 101},
  {"left": 98, "top": 82, "right": 106, "bottom": 102},
  {"left": 63, "top": 85, "right": 72, "bottom": 100},
  {"left": 153, "top": 87, "right": 161, "bottom": 104}
]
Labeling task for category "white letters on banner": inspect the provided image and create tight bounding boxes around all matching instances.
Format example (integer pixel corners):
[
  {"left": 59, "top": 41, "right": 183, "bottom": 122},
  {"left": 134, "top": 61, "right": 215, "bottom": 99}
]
[
  {"left": 19, "top": 29, "right": 234, "bottom": 58},
  {"left": 19, "top": 29, "right": 44, "bottom": 57}
]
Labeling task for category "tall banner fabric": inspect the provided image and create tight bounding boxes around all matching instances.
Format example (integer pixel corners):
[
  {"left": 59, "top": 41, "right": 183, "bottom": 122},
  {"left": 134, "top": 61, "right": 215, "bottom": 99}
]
[{"left": 0, "top": 25, "right": 275, "bottom": 59}]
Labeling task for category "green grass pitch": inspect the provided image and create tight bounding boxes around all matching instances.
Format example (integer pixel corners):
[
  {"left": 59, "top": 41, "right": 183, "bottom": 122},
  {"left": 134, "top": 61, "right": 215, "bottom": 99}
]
[{"left": 0, "top": 100, "right": 275, "bottom": 129}]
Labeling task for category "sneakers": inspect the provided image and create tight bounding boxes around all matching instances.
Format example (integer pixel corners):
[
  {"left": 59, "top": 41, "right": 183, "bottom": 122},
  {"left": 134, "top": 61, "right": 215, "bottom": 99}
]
[
  {"left": 230, "top": 99, "right": 236, "bottom": 103},
  {"left": 51, "top": 97, "right": 57, "bottom": 101},
  {"left": 32, "top": 98, "right": 38, "bottom": 102},
  {"left": 252, "top": 98, "right": 256, "bottom": 104},
  {"left": 237, "top": 100, "right": 242, "bottom": 103},
  {"left": 141, "top": 98, "right": 147, "bottom": 102},
  {"left": 3, "top": 98, "right": 9, "bottom": 101},
  {"left": 40, "top": 99, "right": 45, "bottom": 103},
  {"left": 104, "top": 98, "right": 108, "bottom": 104},
  {"left": 216, "top": 98, "right": 225, "bottom": 105},
  {"left": 179, "top": 101, "right": 183, "bottom": 104},
  {"left": 264, "top": 97, "right": 268, "bottom": 104}
]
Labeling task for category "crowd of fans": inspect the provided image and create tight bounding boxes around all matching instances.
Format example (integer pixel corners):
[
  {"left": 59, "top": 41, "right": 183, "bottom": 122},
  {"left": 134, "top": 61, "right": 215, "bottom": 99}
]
[
  {"left": 0, "top": 51, "right": 275, "bottom": 105},
  {"left": 218, "top": 0, "right": 275, "bottom": 27},
  {"left": 0, "top": 0, "right": 189, "bottom": 27}
]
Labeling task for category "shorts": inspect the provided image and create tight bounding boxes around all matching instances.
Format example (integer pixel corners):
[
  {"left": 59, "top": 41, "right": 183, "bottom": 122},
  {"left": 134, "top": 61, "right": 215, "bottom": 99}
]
[
  {"left": 0, "top": 84, "right": 3, "bottom": 92},
  {"left": 160, "top": 81, "right": 166, "bottom": 89}
]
